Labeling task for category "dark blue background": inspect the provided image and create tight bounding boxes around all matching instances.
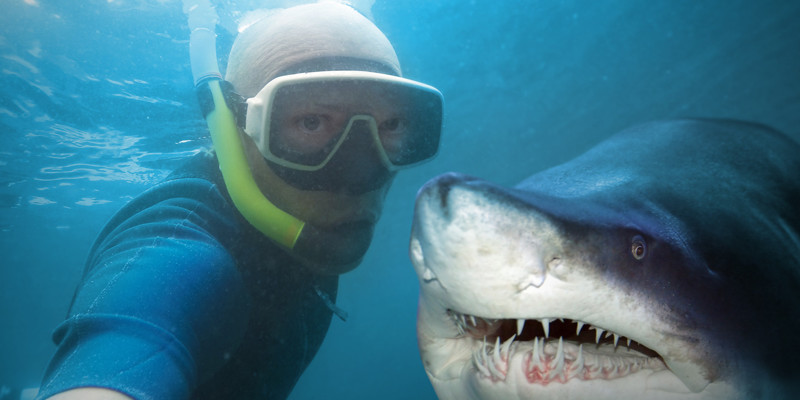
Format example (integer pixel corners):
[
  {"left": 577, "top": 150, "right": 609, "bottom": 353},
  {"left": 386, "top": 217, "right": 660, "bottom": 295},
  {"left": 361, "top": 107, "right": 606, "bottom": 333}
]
[{"left": 1, "top": 0, "right": 798, "bottom": 398}]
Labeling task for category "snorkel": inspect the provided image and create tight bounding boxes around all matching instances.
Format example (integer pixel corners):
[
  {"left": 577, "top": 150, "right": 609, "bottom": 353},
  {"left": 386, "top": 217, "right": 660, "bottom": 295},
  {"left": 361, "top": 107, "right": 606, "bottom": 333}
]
[{"left": 183, "top": 0, "right": 305, "bottom": 248}]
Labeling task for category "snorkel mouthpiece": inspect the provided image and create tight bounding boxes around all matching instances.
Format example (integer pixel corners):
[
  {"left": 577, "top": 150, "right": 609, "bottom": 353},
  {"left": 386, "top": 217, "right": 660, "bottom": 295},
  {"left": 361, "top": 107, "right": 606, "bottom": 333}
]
[{"left": 185, "top": 0, "right": 305, "bottom": 249}]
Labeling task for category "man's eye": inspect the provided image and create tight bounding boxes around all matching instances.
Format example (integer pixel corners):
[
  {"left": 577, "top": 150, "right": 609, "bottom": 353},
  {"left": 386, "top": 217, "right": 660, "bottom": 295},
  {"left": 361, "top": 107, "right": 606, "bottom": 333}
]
[
  {"left": 301, "top": 115, "right": 322, "bottom": 132},
  {"left": 380, "top": 117, "right": 406, "bottom": 134}
]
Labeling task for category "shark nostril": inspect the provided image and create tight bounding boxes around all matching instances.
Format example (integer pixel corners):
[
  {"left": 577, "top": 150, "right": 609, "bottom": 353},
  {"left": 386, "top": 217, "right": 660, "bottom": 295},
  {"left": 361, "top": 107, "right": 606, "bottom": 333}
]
[
  {"left": 517, "top": 272, "right": 545, "bottom": 291},
  {"left": 517, "top": 257, "right": 565, "bottom": 291},
  {"left": 547, "top": 256, "right": 571, "bottom": 279}
]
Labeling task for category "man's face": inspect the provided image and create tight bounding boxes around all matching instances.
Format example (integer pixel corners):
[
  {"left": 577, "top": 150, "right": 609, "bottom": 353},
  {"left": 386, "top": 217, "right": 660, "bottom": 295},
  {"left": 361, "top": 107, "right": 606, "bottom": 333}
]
[
  {"left": 242, "top": 128, "right": 395, "bottom": 274},
  {"left": 236, "top": 71, "right": 442, "bottom": 274}
]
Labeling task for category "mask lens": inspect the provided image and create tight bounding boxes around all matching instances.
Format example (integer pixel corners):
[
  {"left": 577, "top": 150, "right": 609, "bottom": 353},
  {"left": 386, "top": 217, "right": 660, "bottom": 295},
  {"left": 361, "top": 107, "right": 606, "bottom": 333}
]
[
  {"left": 268, "top": 83, "right": 349, "bottom": 167},
  {"left": 263, "top": 73, "right": 443, "bottom": 170},
  {"left": 376, "top": 84, "right": 442, "bottom": 168}
]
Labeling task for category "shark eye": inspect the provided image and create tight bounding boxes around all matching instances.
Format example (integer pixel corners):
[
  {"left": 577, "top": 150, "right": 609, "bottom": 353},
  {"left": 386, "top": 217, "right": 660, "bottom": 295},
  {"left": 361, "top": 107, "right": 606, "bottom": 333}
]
[{"left": 631, "top": 235, "right": 647, "bottom": 260}]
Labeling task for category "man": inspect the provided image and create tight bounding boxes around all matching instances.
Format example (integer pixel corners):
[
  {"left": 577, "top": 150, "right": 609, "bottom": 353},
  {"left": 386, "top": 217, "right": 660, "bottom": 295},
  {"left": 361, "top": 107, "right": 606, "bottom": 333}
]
[{"left": 36, "top": 3, "right": 443, "bottom": 399}]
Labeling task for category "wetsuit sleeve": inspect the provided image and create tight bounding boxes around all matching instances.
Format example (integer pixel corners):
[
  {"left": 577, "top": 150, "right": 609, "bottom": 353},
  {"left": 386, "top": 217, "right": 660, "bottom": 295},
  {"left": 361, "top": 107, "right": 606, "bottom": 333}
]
[{"left": 36, "top": 178, "right": 250, "bottom": 400}]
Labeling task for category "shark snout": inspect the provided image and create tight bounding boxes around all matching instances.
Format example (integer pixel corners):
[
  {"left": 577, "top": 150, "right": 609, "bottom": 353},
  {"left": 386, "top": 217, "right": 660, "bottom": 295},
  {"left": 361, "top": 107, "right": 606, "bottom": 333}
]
[
  {"left": 411, "top": 173, "right": 570, "bottom": 309},
  {"left": 416, "top": 172, "right": 488, "bottom": 219}
]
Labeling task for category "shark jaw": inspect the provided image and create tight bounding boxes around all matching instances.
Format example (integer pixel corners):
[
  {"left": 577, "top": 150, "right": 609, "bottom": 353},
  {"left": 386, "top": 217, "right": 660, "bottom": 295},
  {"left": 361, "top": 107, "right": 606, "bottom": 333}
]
[
  {"left": 448, "top": 313, "right": 666, "bottom": 385},
  {"left": 409, "top": 177, "right": 738, "bottom": 400},
  {"left": 412, "top": 267, "right": 733, "bottom": 400}
]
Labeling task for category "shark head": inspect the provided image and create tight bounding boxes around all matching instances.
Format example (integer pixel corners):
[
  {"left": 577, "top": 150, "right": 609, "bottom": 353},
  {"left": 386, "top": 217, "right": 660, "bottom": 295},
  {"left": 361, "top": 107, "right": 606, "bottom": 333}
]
[{"left": 410, "top": 120, "right": 800, "bottom": 400}]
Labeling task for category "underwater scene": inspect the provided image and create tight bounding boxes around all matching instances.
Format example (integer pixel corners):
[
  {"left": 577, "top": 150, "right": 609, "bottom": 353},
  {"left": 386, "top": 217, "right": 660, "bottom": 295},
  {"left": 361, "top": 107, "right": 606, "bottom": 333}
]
[{"left": 1, "top": 0, "right": 799, "bottom": 399}]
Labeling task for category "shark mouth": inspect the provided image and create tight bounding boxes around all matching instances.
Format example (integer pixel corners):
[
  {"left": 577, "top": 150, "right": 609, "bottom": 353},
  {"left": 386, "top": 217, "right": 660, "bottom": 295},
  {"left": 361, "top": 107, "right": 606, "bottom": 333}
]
[{"left": 448, "top": 310, "right": 667, "bottom": 385}]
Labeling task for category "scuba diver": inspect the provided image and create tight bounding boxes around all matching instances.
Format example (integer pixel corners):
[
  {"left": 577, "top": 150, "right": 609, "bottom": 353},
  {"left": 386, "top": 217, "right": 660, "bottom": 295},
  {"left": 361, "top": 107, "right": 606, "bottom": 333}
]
[{"left": 35, "top": 2, "right": 443, "bottom": 400}]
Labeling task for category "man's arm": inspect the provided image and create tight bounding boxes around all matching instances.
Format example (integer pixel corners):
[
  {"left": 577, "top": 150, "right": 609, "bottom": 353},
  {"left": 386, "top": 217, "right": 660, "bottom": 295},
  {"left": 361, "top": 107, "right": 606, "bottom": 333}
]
[
  {"left": 37, "top": 178, "right": 248, "bottom": 400},
  {"left": 47, "top": 387, "right": 133, "bottom": 400}
]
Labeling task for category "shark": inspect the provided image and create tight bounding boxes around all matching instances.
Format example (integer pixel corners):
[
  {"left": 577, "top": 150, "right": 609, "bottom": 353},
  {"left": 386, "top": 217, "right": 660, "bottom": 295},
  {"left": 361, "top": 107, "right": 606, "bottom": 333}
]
[{"left": 409, "top": 119, "right": 800, "bottom": 399}]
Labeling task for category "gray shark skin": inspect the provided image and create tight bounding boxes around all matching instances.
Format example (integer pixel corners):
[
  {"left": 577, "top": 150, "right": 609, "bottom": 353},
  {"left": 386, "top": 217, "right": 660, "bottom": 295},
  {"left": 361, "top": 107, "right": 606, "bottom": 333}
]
[{"left": 410, "top": 119, "right": 800, "bottom": 400}]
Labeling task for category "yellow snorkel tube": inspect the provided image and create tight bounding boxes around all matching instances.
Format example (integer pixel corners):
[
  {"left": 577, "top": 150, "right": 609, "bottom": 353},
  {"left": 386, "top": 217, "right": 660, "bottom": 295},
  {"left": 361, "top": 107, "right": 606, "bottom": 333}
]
[{"left": 184, "top": 0, "right": 305, "bottom": 248}]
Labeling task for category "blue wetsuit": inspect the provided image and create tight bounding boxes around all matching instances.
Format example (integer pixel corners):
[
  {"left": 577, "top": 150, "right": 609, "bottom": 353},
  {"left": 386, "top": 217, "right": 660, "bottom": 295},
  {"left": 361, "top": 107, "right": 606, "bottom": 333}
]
[{"left": 37, "top": 152, "right": 339, "bottom": 400}]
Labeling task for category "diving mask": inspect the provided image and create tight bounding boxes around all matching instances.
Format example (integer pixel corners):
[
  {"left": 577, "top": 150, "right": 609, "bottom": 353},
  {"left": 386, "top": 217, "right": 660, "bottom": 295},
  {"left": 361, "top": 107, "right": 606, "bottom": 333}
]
[{"left": 244, "top": 70, "right": 444, "bottom": 172}]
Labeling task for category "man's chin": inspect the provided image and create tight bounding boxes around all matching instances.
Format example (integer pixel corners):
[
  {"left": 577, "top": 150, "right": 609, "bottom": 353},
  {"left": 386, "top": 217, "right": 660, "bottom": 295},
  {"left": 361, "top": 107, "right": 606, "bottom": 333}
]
[
  {"left": 292, "top": 219, "right": 376, "bottom": 275},
  {"left": 301, "top": 257, "right": 362, "bottom": 276}
]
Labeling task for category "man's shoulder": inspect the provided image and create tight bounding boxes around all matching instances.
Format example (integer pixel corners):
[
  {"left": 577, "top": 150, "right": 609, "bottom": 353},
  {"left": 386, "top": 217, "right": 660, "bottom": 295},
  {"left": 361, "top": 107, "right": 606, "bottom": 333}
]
[
  {"left": 116, "top": 151, "right": 228, "bottom": 223},
  {"left": 164, "top": 149, "right": 222, "bottom": 184},
  {"left": 87, "top": 151, "right": 241, "bottom": 258}
]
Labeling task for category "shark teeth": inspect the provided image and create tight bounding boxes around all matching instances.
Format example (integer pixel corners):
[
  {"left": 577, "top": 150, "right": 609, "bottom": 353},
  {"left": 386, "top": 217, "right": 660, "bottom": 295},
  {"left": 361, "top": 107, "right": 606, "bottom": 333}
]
[
  {"left": 453, "top": 310, "right": 667, "bottom": 385},
  {"left": 522, "top": 338, "right": 665, "bottom": 385},
  {"left": 471, "top": 333, "right": 666, "bottom": 385},
  {"left": 449, "top": 310, "right": 651, "bottom": 351}
]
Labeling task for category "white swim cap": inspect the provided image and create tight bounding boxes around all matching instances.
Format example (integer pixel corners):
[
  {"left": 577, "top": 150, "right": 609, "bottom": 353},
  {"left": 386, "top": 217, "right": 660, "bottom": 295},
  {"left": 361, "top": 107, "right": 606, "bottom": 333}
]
[{"left": 225, "top": 2, "right": 401, "bottom": 97}]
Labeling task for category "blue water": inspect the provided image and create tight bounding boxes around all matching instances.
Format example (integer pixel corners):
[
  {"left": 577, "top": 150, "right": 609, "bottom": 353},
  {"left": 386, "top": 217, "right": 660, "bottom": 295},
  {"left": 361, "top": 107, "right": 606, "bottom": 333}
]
[{"left": 1, "top": 0, "right": 798, "bottom": 398}]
